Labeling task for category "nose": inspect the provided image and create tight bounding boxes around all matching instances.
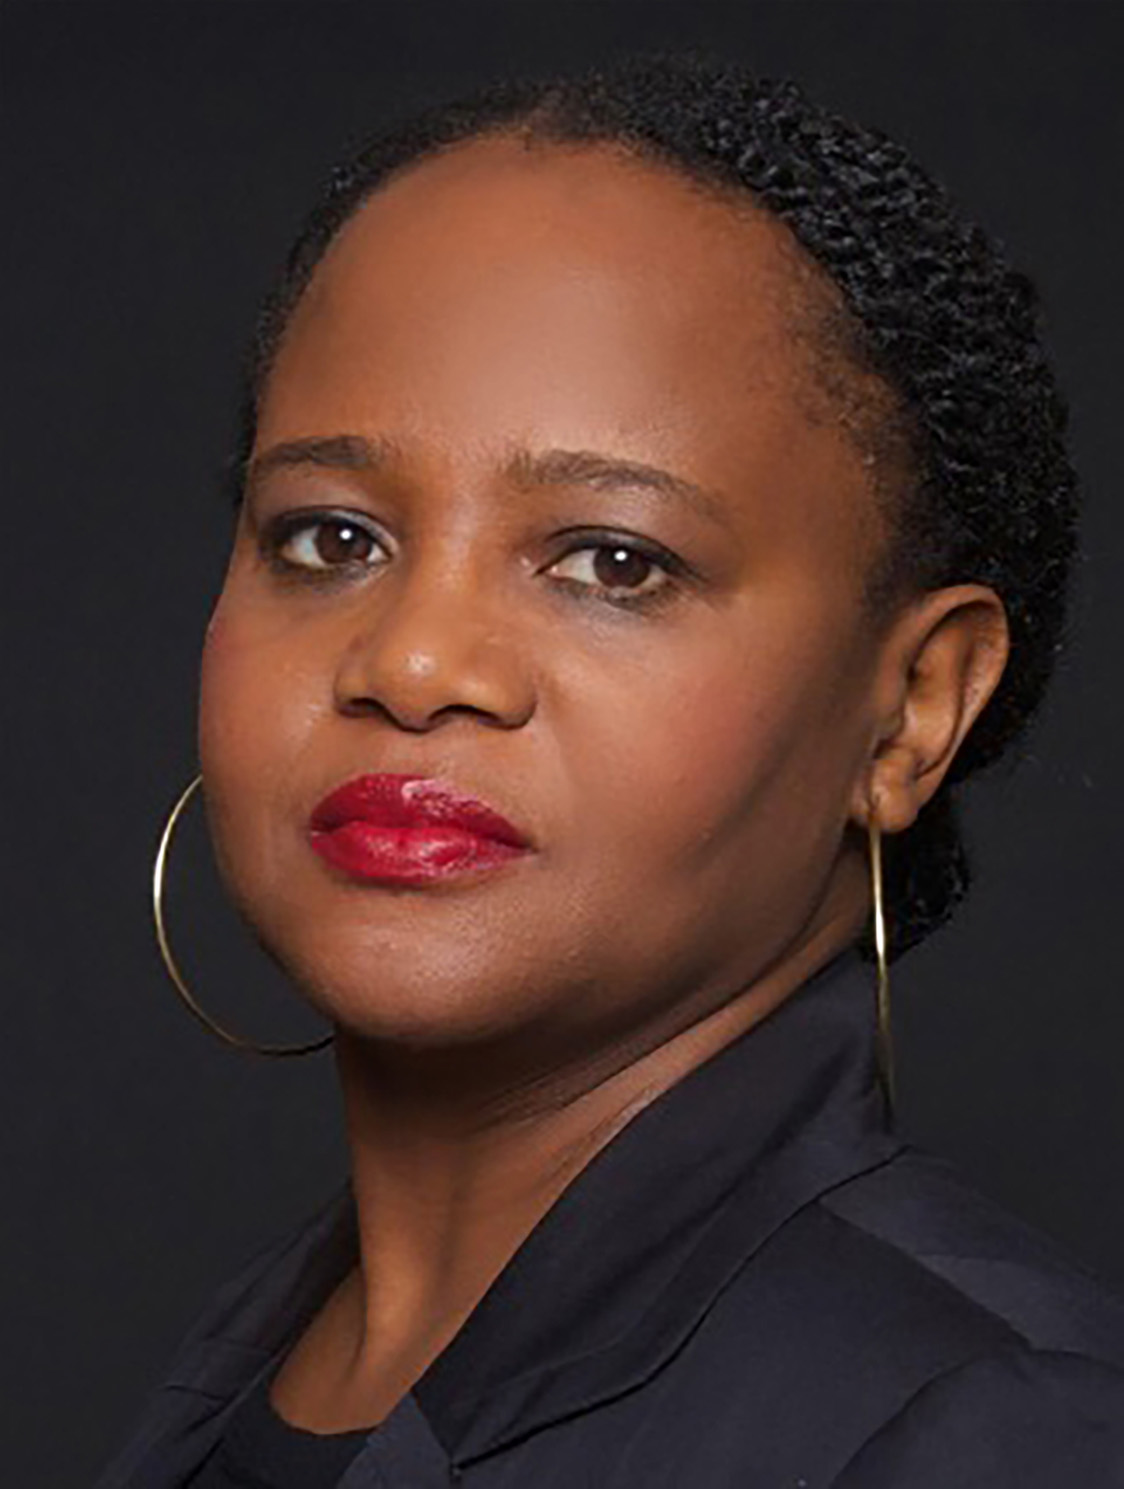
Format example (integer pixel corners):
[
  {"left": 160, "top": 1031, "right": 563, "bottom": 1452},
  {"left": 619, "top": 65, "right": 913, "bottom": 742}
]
[{"left": 331, "top": 560, "right": 537, "bottom": 733}]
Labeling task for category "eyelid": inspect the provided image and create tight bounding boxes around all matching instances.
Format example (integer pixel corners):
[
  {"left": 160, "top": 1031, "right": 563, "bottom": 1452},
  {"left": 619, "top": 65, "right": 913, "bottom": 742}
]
[
  {"left": 545, "top": 528, "right": 689, "bottom": 577},
  {"left": 262, "top": 505, "right": 387, "bottom": 535}
]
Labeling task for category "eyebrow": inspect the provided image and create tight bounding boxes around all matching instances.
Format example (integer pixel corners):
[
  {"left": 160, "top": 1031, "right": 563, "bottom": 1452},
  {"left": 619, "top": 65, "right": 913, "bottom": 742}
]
[
  {"left": 506, "top": 447, "right": 730, "bottom": 527},
  {"left": 245, "top": 434, "right": 729, "bottom": 527},
  {"left": 244, "top": 434, "right": 398, "bottom": 493}
]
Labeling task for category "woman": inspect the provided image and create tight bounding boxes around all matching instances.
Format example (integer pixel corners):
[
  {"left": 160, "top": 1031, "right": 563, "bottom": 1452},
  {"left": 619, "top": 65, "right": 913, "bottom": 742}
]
[{"left": 98, "top": 57, "right": 1123, "bottom": 1487}]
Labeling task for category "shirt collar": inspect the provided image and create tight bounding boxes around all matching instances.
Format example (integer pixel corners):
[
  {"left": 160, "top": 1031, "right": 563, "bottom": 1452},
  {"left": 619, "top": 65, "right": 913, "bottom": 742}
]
[{"left": 416, "top": 947, "right": 900, "bottom": 1462}]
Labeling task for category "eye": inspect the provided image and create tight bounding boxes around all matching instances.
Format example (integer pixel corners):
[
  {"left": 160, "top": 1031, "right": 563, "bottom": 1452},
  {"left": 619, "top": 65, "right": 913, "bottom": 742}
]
[
  {"left": 265, "top": 511, "right": 388, "bottom": 573},
  {"left": 546, "top": 537, "right": 679, "bottom": 606}
]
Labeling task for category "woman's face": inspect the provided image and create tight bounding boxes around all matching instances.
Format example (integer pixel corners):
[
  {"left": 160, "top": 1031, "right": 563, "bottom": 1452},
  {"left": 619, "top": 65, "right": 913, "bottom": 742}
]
[{"left": 199, "top": 138, "right": 894, "bottom": 1065}]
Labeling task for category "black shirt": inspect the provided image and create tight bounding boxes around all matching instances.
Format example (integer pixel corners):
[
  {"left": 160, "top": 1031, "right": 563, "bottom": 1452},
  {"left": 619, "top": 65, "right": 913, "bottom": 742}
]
[
  {"left": 96, "top": 951, "right": 1124, "bottom": 1487},
  {"left": 186, "top": 1363, "right": 370, "bottom": 1488}
]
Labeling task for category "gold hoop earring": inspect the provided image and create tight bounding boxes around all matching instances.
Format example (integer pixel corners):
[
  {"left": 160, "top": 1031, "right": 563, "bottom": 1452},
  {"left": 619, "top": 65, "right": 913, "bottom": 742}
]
[
  {"left": 868, "top": 816, "right": 895, "bottom": 1110},
  {"left": 152, "top": 774, "right": 332, "bottom": 1057}
]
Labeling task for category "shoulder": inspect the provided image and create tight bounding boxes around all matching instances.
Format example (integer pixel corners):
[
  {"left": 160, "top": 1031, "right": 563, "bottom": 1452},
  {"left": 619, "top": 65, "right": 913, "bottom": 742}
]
[
  {"left": 830, "top": 1347, "right": 1124, "bottom": 1487},
  {"left": 799, "top": 1147, "right": 1124, "bottom": 1483},
  {"left": 158, "top": 1185, "right": 355, "bottom": 1385},
  {"left": 819, "top": 1146, "right": 1124, "bottom": 1368},
  {"left": 674, "top": 1146, "right": 1124, "bottom": 1482}
]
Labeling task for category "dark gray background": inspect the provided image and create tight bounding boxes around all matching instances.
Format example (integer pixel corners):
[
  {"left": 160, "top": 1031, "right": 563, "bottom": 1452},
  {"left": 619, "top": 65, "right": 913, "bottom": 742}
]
[{"left": 3, "top": 3, "right": 1122, "bottom": 1483}]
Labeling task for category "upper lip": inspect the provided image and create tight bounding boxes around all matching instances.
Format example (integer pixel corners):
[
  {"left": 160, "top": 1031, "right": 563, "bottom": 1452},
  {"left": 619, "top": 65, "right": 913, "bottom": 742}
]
[{"left": 308, "top": 773, "right": 533, "bottom": 850}]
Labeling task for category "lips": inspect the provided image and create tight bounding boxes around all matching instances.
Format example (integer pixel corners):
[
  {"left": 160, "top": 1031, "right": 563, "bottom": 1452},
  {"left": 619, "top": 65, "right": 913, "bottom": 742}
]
[{"left": 308, "top": 773, "right": 532, "bottom": 886}]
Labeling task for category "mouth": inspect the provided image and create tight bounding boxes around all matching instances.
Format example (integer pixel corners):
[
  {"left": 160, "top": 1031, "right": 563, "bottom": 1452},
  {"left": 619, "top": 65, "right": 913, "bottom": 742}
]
[{"left": 307, "top": 773, "right": 533, "bottom": 886}]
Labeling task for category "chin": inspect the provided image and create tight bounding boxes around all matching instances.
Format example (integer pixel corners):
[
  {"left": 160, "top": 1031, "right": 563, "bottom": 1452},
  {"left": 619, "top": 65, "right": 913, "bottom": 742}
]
[{"left": 257, "top": 914, "right": 546, "bottom": 1051}]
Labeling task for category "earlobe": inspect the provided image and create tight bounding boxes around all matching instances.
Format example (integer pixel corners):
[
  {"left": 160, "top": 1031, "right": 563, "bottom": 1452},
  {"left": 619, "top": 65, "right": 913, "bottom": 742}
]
[
  {"left": 857, "top": 743, "right": 923, "bottom": 836},
  {"left": 854, "top": 584, "right": 1010, "bottom": 835}
]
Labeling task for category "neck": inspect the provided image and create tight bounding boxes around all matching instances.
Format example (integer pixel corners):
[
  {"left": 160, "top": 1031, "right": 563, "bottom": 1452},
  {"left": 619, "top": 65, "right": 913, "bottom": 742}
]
[{"left": 273, "top": 855, "right": 869, "bottom": 1430}]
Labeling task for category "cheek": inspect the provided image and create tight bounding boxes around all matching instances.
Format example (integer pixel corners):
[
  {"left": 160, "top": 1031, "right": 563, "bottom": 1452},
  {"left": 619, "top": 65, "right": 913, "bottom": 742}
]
[
  {"left": 199, "top": 602, "right": 267, "bottom": 785},
  {"left": 201, "top": 590, "right": 313, "bottom": 758},
  {"left": 571, "top": 609, "right": 867, "bottom": 881},
  {"left": 197, "top": 592, "right": 326, "bottom": 878}
]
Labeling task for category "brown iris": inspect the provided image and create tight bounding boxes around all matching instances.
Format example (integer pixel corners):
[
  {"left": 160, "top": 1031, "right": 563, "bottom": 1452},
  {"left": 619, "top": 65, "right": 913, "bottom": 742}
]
[
  {"left": 313, "top": 520, "right": 376, "bottom": 566},
  {"left": 591, "top": 546, "right": 653, "bottom": 590}
]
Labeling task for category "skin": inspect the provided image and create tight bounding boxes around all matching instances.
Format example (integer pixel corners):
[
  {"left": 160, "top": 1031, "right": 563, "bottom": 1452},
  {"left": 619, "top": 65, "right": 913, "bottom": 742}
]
[{"left": 198, "top": 137, "right": 1009, "bottom": 1431}]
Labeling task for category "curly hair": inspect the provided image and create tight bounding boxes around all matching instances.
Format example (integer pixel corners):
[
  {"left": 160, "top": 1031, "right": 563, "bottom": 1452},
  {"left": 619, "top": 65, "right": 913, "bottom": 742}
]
[{"left": 235, "top": 55, "right": 1079, "bottom": 957}]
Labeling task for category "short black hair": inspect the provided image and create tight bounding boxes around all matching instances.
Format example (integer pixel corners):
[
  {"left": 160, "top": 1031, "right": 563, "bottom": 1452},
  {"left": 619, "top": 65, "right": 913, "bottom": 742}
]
[{"left": 235, "top": 55, "right": 1079, "bottom": 958}]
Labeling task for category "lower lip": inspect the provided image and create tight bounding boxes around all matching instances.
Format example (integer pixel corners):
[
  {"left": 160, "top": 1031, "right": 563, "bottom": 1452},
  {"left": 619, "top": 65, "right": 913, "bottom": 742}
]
[{"left": 309, "top": 822, "right": 528, "bottom": 885}]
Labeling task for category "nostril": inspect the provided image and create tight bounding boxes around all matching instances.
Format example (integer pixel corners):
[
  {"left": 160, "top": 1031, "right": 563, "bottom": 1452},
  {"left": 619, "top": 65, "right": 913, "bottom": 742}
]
[{"left": 332, "top": 629, "right": 536, "bottom": 732}]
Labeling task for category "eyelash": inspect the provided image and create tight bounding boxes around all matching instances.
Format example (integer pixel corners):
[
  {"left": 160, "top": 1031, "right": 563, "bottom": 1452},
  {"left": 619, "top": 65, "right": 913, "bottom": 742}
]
[{"left": 258, "top": 509, "right": 688, "bottom": 613}]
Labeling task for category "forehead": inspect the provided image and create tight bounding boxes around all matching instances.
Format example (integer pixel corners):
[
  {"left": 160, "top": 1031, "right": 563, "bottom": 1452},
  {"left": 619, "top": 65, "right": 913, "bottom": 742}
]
[
  {"left": 266, "top": 136, "right": 841, "bottom": 431},
  {"left": 258, "top": 137, "right": 879, "bottom": 568}
]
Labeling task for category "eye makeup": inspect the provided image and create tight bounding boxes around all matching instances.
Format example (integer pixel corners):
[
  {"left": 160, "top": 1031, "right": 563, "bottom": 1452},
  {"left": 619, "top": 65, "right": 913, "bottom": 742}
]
[{"left": 255, "top": 503, "right": 695, "bottom": 616}]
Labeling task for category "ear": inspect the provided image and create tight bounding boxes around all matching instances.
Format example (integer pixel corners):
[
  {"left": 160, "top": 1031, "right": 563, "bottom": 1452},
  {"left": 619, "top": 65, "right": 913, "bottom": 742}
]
[{"left": 851, "top": 585, "right": 1010, "bottom": 833}]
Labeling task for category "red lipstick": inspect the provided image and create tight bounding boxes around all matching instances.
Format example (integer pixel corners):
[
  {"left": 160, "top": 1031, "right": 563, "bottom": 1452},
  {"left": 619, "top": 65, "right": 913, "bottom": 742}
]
[{"left": 308, "top": 774, "right": 532, "bottom": 886}]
